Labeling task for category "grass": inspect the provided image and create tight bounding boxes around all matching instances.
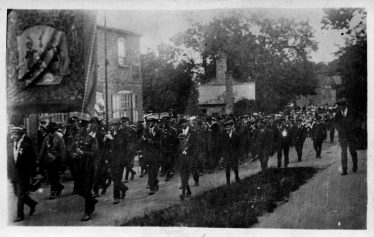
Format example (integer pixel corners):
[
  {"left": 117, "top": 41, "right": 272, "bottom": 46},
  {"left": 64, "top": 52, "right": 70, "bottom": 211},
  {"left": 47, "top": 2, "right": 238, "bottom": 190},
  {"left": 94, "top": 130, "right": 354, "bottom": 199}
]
[{"left": 122, "top": 167, "right": 318, "bottom": 227}]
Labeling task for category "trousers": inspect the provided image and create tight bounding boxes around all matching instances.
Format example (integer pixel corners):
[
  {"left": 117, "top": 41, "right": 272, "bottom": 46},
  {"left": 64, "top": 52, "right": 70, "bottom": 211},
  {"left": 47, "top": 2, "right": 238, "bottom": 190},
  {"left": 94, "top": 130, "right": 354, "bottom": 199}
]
[
  {"left": 295, "top": 142, "right": 304, "bottom": 161},
  {"left": 277, "top": 144, "right": 289, "bottom": 168},
  {"left": 313, "top": 139, "right": 323, "bottom": 157},
  {"left": 340, "top": 137, "right": 357, "bottom": 171},
  {"left": 13, "top": 181, "right": 37, "bottom": 218}
]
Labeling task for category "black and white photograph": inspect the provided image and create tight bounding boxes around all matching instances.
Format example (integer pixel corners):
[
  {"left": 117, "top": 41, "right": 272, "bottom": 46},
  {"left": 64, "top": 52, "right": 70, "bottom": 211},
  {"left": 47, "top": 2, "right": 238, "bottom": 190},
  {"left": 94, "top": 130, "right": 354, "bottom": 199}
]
[{"left": 1, "top": 0, "right": 371, "bottom": 233}]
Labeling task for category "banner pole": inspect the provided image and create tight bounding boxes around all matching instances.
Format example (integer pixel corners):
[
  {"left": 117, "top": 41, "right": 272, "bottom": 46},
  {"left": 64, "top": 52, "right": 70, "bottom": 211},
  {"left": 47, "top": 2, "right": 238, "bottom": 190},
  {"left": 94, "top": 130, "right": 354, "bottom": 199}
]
[{"left": 104, "top": 10, "right": 109, "bottom": 132}]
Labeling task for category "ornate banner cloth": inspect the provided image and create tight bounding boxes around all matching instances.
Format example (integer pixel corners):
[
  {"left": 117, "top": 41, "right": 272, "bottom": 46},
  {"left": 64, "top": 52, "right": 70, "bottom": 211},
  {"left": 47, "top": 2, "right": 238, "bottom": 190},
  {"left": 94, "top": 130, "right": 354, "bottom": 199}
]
[{"left": 7, "top": 10, "right": 97, "bottom": 115}]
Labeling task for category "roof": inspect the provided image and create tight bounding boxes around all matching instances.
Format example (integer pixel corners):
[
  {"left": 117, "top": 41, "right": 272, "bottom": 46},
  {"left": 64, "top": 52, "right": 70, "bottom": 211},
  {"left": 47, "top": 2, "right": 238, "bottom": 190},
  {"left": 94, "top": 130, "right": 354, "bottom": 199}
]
[{"left": 97, "top": 25, "right": 142, "bottom": 37}]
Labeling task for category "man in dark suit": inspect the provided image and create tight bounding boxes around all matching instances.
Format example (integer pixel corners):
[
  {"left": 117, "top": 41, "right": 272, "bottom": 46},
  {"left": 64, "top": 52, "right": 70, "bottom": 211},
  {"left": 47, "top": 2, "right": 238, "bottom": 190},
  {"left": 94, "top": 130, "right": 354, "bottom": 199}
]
[
  {"left": 8, "top": 127, "right": 38, "bottom": 222},
  {"left": 177, "top": 118, "right": 198, "bottom": 201},
  {"left": 252, "top": 118, "right": 274, "bottom": 171},
  {"left": 143, "top": 118, "right": 161, "bottom": 195},
  {"left": 69, "top": 119, "right": 99, "bottom": 221},
  {"left": 39, "top": 122, "right": 66, "bottom": 199},
  {"left": 311, "top": 115, "right": 326, "bottom": 159},
  {"left": 291, "top": 117, "right": 308, "bottom": 162},
  {"left": 274, "top": 117, "right": 292, "bottom": 168},
  {"left": 334, "top": 99, "right": 361, "bottom": 175},
  {"left": 206, "top": 117, "right": 221, "bottom": 171},
  {"left": 160, "top": 117, "right": 179, "bottom": 182},
  {"left": 106, "top": 118, "right": 129, "bottom": 204},
  {"left": 222, "top": 120, "right": 240, "bottom": 185}
]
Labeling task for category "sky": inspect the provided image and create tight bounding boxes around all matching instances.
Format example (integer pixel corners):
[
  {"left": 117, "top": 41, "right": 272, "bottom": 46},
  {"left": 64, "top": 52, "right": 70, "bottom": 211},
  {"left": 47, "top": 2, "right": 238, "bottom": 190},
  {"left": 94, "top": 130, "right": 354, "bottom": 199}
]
[{"left": 97, "top": 8, "right": 347, "bottom": 63}]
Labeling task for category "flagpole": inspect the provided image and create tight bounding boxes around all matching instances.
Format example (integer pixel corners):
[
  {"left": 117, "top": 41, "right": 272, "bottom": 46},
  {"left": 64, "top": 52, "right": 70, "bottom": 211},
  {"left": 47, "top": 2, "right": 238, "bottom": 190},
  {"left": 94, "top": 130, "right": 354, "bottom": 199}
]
[{"left": 104, "top": 10, "right": 109, "bottom": 132}]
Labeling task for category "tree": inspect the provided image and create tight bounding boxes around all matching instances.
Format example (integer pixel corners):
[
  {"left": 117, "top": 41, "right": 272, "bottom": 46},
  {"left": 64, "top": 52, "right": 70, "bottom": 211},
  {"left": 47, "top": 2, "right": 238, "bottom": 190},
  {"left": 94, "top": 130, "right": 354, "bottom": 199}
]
[
  {"left": 322, "top": 8, "right": 367, "bottom": 113},
  {"left": 172, "top": 11, "right": 319, "bottom": 112},
  {"left": 141, "top": 45, "right": 196, "bottom": 114}
]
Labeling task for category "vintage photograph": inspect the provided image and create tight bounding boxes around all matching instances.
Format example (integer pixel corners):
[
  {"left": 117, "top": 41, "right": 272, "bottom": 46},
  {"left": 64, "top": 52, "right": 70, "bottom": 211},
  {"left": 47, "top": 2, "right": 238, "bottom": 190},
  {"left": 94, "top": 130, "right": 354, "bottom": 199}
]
[{"left": 5, "top": 2, "right": 367, "bottom": 229}]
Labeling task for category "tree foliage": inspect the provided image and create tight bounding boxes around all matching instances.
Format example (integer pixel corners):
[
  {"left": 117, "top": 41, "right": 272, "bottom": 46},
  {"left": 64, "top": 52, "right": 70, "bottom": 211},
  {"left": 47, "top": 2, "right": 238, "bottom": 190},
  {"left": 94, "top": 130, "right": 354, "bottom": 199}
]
[
  {"left": 142, "top": 11, "right": 321, "bottom": 114},
  {"left": 322, "top": 8, "right": 367, "bottom": 113},
  {"left": 141, "top": 45, "right": 196, "bottom": 114},
  {"left": 171, "top": 11, "right": 319, "bottom": 112}
]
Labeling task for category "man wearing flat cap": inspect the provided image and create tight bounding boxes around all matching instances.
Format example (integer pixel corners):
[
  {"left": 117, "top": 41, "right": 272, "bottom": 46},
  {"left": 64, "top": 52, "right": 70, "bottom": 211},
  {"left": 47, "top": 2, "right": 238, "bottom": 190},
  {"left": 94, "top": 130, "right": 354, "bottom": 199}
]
[
  {"left": 8, "top": 127, "right": 38, "bottom": 222},
  {"left": 39, "top": 122, "right": 66, "bottom": 199},
  {"left": 334, "top": 99, "right": 361, "bottom": 175},
  {"left": 311, "top": 115, "right": 326, "bottom": 159}
]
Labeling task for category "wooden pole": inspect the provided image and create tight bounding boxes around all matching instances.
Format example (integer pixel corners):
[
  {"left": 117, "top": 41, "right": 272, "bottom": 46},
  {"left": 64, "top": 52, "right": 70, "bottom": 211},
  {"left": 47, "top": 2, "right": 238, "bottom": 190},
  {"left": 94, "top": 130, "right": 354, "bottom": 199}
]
[{"left": 104, "top": 10, "right": 109, "bottom": 131}]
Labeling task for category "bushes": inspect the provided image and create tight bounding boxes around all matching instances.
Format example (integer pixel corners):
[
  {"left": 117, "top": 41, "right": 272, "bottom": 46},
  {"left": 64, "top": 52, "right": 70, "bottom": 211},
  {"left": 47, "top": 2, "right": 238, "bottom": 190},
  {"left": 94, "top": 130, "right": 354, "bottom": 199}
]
[{"left": 122, "top": 167, "right": 317, "bottom": 227}]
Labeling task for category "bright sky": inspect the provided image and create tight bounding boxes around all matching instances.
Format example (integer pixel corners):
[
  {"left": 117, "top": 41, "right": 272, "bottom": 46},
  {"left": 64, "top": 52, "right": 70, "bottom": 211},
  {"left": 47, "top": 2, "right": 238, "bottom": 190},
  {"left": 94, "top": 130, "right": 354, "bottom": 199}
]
[{"left": 97, "top": 8, "right": 346, "bottom": 63}]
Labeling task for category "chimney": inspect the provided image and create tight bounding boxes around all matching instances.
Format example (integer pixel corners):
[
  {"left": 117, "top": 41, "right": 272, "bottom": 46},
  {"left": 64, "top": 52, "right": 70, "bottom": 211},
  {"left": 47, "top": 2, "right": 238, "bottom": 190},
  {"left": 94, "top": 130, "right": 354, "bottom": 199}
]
[
  {"left": 225, "top": 71, "right": 234, "bottom": 115},
  {"left": 216, "top": 53, "right": 227, "bottom": 84}
]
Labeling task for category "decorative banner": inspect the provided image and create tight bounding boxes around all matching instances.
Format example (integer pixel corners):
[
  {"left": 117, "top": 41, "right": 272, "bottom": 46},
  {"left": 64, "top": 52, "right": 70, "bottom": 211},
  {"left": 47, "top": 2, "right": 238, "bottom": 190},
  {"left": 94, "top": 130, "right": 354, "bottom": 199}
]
[
  {"left": 7, "top": 10, "right": 97, "bottom": 115},
  {"left": 17, "top": 25, "right": 70, "bottom": 87}
]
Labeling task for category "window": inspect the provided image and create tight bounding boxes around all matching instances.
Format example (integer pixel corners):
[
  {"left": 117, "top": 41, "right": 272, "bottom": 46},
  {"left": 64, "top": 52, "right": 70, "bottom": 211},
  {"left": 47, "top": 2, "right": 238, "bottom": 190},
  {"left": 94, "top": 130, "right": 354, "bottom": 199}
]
[
  {"left": 117, "top": 37, "right": 127, "bottom": 67},
  {"left": 120, "top": 93, "right": 131, "bottom": 111},
  {"left": 112, "top": 91, "right": 133, "bottom": 119}
]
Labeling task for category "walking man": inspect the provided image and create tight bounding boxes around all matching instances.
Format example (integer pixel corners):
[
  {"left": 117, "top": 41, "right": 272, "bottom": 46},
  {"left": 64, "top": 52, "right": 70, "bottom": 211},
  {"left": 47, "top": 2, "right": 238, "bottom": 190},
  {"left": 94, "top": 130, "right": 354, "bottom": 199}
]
[
  {"left": 39, "top": 122, "right": 66, "bottom": 199},
  {"left": 8, "top": 127, "right": 38, "bottom": 222},
  {"left": 311, "top": 115, "right": 326, "bottom": 159},
  {"left": 334, "top": 99, "right": 361, "bottom": 175},
  {"left": 222, "top": 120, "right": 240, "bottom": 185},
  {"left": 70, "top": 119, "right": 99, "bottom": 221}
]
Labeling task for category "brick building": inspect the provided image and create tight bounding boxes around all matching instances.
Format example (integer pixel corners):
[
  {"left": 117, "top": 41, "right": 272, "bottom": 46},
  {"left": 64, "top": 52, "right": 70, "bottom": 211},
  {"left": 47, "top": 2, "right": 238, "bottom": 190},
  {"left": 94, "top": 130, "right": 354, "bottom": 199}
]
[
  {"left": 96, "top": 25, "right": 143, "bottom": 122},
  {"left": 34, "top": 25, "right": 144, "bottom": 125}
]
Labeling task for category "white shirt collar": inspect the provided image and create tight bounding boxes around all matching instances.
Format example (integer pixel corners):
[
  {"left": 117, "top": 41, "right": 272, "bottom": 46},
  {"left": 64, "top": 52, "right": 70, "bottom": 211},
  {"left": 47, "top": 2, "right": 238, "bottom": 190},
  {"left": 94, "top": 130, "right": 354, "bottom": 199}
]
[
  {"left": 182, "top": 126, "right": 189, "bottom": 135},
  {"left": 89, "top": 131, "right": 96, "bottom": 138},
  {"left": 13, "top": 135, "right": 25, "bottom": 162}
]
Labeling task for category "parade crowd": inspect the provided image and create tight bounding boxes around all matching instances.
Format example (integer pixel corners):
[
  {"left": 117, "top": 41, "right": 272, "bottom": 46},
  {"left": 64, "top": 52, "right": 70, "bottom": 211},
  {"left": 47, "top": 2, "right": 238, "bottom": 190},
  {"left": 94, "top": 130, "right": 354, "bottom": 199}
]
[{"left": 8, "top": 99, "right": 366, "bottom": 222}]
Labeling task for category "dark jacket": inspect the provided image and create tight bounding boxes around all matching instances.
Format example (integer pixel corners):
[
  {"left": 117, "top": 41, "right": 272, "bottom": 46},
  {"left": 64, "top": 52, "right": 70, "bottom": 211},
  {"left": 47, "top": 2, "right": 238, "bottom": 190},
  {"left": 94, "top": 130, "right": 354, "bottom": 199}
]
[
  {"left": 273, "top": 125, "right": 292, "bottom": 148},
  {"left": 160, "top": 127, "right": 178, "bottom": 154},
  {"left": 253, "top": 127, "right": 274, "bottom": 156},
  {"left": 110, "top": 129, "right": 128, "bottom": 167},
  {"left": 222, "top": 130, "right": 240, "bottom": 166},
  {"left": 177, "top": 127, "right": 198, "bottom": 171},
  {"left": 39, "top": 132, "right": 67, "bottom": 164},
  {"left": 334, "top": 107, "right": 361, "bottom": 140},
  {"left": 311, "top": 122, "right": 327, "bottom": 141},
  {"left": 8, "top": 135, "right": 36, "bottom": 186},
  {"left": 291, "top": 125, "right": 308, "bottom": 146}
]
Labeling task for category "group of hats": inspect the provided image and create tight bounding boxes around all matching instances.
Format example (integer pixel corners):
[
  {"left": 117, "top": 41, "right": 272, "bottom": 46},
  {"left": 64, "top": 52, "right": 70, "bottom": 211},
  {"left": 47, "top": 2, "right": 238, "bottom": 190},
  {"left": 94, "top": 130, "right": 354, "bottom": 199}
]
[{"left": 9, "top": 125, "right": 25, "bottom": 133}]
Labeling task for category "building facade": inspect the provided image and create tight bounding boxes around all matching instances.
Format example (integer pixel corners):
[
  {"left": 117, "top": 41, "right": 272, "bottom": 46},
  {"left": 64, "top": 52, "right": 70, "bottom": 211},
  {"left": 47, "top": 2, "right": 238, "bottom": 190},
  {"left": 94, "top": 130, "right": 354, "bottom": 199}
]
[{"left": 96, "top": 25, "right": 143, "bottom": 122}]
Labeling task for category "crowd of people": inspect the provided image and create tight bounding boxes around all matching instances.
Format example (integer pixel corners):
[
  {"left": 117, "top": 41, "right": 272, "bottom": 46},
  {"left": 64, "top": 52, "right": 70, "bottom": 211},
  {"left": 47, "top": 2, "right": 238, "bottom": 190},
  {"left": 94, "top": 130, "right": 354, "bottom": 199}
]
[{"left": 8, "top": 99, "right": 366, "bottom": 222}]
